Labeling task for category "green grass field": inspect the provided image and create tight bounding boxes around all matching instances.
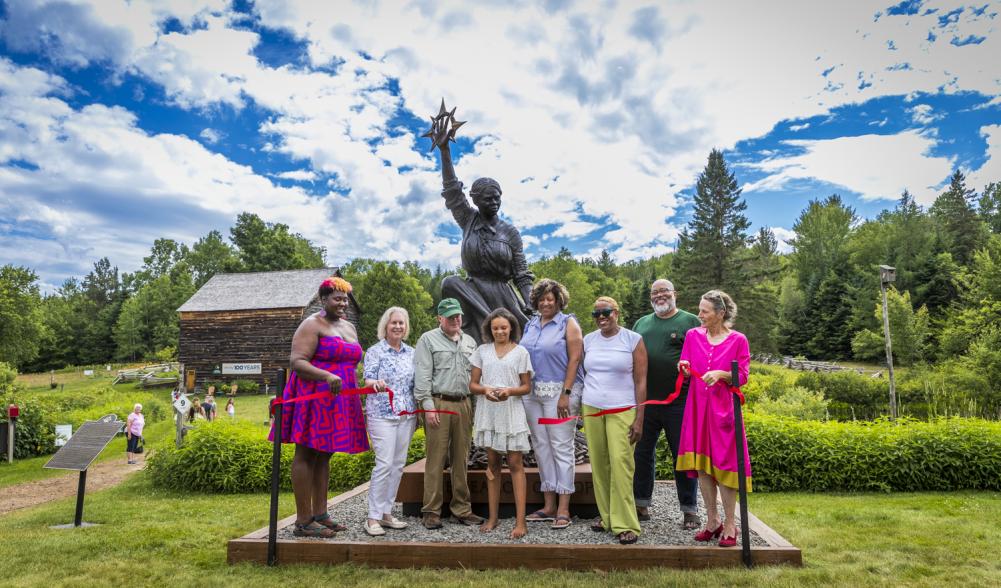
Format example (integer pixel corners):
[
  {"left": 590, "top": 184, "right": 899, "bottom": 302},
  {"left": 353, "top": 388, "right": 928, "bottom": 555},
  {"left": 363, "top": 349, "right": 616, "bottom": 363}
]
[
  {"left": 0, "top": 475, "right": 997, "bottom": 587},
  {"left": 4, "top": 369, "right": 999, "bottom": 586}
]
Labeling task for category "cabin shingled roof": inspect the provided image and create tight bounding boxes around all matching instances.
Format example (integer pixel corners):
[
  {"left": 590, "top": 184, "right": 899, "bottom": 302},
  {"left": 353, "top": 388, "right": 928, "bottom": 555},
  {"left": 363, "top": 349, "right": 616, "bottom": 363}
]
[{"left": 177, "top": 268, "right": 339, "bottom": 312}]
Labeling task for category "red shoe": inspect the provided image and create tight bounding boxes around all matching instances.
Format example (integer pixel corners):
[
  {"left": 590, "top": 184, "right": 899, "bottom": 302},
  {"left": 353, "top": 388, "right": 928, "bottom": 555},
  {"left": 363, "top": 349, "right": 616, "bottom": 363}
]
[
  {"left": 718, "top": 527, "right": 739, "bottom": 547},
  {"left": 694, "top": 523, "right": 723, "bottom": 542}
]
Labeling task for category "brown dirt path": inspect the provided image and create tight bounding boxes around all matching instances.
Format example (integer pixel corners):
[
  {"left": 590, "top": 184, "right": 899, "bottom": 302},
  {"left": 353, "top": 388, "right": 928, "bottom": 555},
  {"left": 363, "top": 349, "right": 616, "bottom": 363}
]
[{"left": 0, "top": 458, "right": 144, "bottom": 516}]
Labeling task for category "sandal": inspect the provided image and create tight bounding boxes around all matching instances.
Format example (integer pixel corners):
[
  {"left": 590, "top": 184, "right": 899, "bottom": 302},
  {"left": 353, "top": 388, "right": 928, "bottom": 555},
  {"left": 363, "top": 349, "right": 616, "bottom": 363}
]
[
  {"left": 292, "top": 521, "right": 335, "bottom": 538},
  {"left": 590, "top": 520, "right": 607, "bottom": 532},
  {"left": 636, "top": 508, "right": 651, "bottom": 522},
  {"left": 313, "top": 512, "right": 347, "bottom": 532},
  {"left": 551, "top": 515, "right": 572, "bottom": 530},
  {"left": 526, "top": 509, "right": 555, "bottom": 522},
  {"left": 618, "top": 531, "right": 639, "bottom": 545},
  {"left": 683, "top": 512, "right": 701, "bottom": 530}
]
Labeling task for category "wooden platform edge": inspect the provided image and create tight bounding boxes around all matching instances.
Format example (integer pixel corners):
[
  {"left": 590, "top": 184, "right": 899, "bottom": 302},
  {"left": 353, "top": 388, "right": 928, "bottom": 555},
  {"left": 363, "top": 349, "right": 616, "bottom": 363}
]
[
  {"left": 229, "top": 473, "right": 802, "bottom": 569},
  {"left": 228, "top": 537, "right": 802, "bottom": 569}
]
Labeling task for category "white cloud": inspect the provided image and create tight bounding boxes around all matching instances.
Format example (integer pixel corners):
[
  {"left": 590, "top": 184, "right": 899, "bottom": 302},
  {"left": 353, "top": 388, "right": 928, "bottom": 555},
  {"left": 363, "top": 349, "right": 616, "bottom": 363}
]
[
  {"left": 1, "top": 0, "right": 1000, "bottom": 284},
  {"left": 967, "top": 124, "right": 1001, "bottom": 193},
  {"left": 909, "top": 104, "right": 940, "bottom": 125},
  {"left": 273, "top": 170, "right": 317, "bottom": 182},
  {"left": 199, "top": 128, "right": 222, "bottom": 144},
  {"left": 551, "top": 221, "right": 602, "bottom": 239},
  {"left": 769, "top": 227, "right": 796, "bottom": 253},
  {"left": 743, "top": 130, "right": 955, "bottom": 205}
]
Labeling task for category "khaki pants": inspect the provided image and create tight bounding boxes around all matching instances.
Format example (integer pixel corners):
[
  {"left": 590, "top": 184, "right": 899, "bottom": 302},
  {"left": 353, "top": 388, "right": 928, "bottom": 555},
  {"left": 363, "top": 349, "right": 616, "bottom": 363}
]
[
  {"left": 583, "top": 404, "right": 641, "bottom": 535},
  {"left": 422, "top": 396, "right": 473, "bottom": 517}
]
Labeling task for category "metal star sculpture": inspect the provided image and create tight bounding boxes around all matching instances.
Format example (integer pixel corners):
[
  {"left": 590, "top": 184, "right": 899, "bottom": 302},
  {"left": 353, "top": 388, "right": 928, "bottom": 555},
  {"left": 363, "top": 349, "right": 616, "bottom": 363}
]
[{"left": 421, "top": 99, "right": 466, "bottom": 152}]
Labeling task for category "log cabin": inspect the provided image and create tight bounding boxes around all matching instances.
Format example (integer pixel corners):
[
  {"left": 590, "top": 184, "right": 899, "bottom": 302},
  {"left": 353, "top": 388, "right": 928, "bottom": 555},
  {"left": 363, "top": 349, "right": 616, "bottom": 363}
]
[{"left": 177, "top": 268, "right": 360, "bottom": 391}]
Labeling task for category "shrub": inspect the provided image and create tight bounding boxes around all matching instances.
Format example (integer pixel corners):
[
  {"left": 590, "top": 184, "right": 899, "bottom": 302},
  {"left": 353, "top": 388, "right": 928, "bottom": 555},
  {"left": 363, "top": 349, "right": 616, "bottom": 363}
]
[
  {"left": 653, "top": 414, "right": 1001, "bottom": 492},
  {"left": 746, "top": 414, "right": 1001, "bottom": 492},
  {"left": 148, "top": 422, "right": 427, "bottom": 493},
  {"left": 751, "top": 386, "right": 829, "bottom": 420},
  {"left": 224, "top": 379, "right": 260, "bottom": 395}
]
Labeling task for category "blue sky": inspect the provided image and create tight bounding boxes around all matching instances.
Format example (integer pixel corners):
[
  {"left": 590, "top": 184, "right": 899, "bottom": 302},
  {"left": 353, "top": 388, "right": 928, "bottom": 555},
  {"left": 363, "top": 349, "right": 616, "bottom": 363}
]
[{"left": 1, "top": 0, "right": 999, "bottom": 291}]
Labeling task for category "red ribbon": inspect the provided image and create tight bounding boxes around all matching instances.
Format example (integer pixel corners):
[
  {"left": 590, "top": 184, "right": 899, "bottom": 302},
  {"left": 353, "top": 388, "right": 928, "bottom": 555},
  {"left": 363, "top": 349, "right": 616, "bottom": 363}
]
[
  {"left": 271, "top": 385, "right": 458, "bottom": 417},
  {"left": 537, "top": 366, "right": 743, "bottom": 426}
]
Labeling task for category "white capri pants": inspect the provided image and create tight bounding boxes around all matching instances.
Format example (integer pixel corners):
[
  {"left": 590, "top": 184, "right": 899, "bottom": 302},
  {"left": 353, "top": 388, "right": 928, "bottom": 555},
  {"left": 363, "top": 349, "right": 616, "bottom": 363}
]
[
  {"left": 367, "top": 416, "right": 417, "bottom": 520},
  {"left": 522, "top": 383, "right": 581, "bottom": 495}
]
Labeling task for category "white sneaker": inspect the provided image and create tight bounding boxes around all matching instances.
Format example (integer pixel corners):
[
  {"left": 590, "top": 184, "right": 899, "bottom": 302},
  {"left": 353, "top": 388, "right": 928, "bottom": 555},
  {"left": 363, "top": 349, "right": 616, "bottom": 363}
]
[
  {"left": 364, "top": 521, "right": 386, "bottom": 536},
  {"left": 379, "top": 516, "right": 409, "bottom": 530}
]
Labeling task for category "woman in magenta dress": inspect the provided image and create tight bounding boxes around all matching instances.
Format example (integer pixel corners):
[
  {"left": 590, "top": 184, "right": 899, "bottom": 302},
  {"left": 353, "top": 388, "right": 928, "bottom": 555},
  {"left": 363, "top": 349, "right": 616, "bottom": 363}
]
[
  {"left": 675, "top": 289, "right": 751, "bottom": 548},
  {"left": 270, "top": 276, "right": 368, "bottom": 538}
]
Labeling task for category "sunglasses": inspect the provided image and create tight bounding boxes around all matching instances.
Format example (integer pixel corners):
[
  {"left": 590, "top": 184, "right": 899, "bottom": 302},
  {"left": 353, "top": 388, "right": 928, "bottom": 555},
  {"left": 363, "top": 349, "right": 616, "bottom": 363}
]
[{"left": 591, "top": 308, "right": 614, "bottom": 318}]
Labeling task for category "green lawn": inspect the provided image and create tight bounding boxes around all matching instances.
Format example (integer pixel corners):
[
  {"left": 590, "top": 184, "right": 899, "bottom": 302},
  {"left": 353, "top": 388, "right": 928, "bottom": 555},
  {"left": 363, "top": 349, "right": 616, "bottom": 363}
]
[
  {"left": 0, "top": 474, "right": 998, "bottom": 587},
  {"left": 0, "top": 389, "right": 275, "bottom": 490}
]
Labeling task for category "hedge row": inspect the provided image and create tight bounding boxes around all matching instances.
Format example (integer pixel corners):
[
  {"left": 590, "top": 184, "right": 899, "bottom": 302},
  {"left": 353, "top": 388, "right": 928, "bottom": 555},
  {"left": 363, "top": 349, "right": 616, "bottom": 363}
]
[
  {"left": 744, "top": 414, "right": 1001, "bottom": 491},
  {"left": 151, "top": 414, "right": 1001, "bottom": 494},
  {"left": 147, "top": 420, "right": 426, "bottom": 493}
]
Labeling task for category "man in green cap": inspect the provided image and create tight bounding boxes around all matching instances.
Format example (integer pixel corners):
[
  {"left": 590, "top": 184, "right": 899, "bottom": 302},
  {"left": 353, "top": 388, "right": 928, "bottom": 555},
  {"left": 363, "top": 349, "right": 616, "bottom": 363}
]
[{"left": 413, "top": 298, "right": 484, "bottom": 529}]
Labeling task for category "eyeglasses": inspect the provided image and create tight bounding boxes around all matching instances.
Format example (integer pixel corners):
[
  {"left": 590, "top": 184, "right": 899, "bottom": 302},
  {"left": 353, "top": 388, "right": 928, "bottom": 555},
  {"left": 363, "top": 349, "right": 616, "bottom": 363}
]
[
  {"left": 591, "top": 308, "right": 614, "bottom": 318},
  {"left": 650, "top": 289, "right": 674, "bottom": 297}
]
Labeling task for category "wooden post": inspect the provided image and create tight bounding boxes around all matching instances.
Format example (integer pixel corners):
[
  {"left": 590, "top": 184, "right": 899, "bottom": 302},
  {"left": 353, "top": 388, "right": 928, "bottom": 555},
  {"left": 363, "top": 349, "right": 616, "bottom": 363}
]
[
  {"left": 267, "top": 368, "right": 286, "bottom": 566},
  {"left": 879, "top": 265, "right": 898, "bottom": 421},
  {"left": 74, "top": 470, "right": 87, "bottom": 527},
  {"left": 731, "top": 360, "right": 752, "bottom": 568}
]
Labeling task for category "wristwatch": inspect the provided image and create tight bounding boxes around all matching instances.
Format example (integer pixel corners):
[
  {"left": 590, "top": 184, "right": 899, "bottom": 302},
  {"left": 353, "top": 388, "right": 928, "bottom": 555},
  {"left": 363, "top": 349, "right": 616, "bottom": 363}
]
[{"left": 563, "top": 388, "right": 572, "bottom": 396}]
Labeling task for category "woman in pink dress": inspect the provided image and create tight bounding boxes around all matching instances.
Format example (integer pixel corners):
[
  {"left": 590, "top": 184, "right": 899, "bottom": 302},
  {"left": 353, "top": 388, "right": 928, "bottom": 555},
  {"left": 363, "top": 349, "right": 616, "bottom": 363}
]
[
  {"left": 270, "top": 276, "right": 369, "bottom": 538},
  {"left": 675, "top": 290, "right": 751, "bottom": 548}
]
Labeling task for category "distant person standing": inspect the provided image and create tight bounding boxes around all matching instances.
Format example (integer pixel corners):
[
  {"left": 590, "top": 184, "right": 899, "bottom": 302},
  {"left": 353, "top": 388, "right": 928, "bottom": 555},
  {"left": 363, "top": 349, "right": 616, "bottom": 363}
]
[
  {"left": 632, "top": 279, "right": 702, "bottom": 529},
  {"left": 203, "top": 393, "right": 217, "bottom": 422},
  {"left": 125, "top": 403, "right": 145, "bottom": 465},
  {"left": 226, "top": 398, "right": 235, "bottom": 419}
]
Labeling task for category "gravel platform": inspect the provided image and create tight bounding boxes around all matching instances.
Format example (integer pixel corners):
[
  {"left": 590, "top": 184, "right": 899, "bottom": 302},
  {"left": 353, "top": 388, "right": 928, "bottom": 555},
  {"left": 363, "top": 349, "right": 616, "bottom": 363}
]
[{"left": 279, "top": 482, "right": 767, "bottom": 547}]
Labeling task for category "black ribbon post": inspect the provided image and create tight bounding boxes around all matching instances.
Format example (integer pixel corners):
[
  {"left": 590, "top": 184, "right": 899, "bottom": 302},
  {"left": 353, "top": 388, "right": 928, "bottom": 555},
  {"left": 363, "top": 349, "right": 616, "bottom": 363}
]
[
  {"left": 731, "top": 360, "right": 752, "bottom": 568},
  {"left": 267, "top": 368, "right": 286, "bottom": 566}
]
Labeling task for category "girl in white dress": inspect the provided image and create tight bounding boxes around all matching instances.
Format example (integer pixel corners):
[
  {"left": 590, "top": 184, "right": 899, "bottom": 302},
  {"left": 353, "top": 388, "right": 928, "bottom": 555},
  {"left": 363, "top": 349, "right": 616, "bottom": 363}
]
[{"left": 469, "top": 308, "right": 534, "bottom": 539}]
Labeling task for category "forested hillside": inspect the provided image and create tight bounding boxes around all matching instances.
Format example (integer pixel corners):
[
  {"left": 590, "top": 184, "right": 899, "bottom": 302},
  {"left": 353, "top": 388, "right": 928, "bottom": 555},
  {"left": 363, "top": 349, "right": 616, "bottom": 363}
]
[{"left": 3, "top": 152, "right": 1000, "bottom": 386}]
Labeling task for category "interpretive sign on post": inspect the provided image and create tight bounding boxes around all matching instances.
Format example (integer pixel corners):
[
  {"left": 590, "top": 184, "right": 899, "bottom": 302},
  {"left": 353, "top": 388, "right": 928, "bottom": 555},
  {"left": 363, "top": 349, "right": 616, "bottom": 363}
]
[{"left": 44, "top": 415, "right": 122, "bottom": 528}]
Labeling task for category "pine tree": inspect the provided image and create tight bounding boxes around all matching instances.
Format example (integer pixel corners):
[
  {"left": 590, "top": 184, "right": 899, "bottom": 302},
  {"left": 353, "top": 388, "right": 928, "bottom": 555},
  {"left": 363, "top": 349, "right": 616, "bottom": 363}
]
[
  {"left": 672, "top": 149, "right": 751, "bottom": 308},
  {"left": 929, "top": 170, "right": 985, "bottom": 266},
  {"left": 804, "top": 268, "right": 854, "bottom": 359},
  {"left": 789, "top": 195, "right": 856, "bottom": 297},
  {"left": 979, "top": 181, "right": 1001, "bottom": 234}
]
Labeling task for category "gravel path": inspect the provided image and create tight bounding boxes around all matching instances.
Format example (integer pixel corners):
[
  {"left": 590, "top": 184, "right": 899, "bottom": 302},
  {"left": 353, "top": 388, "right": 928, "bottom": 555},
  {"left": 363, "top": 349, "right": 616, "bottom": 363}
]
[{"left": 279, "top": 482, "right": 767, "bottom": 547}]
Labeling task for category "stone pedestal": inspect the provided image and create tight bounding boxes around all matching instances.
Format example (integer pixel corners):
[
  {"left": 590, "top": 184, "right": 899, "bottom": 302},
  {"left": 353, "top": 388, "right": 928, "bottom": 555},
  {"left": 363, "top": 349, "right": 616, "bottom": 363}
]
[{"left": 396, "top": 458, "right": 598, "bottom": 518}]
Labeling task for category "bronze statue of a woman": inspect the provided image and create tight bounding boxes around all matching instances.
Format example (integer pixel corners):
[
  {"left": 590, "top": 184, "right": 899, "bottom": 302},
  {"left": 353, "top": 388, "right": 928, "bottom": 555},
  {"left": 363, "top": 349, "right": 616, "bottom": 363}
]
[{"left": 423, "top": 101, "right": 534, "bottom": 343}]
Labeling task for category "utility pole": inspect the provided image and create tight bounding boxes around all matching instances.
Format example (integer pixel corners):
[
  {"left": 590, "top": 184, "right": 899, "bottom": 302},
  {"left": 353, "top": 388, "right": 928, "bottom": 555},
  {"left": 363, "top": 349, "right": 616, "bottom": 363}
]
[{"left": 879, "top": 265, "right": 898, "bottom": 421}]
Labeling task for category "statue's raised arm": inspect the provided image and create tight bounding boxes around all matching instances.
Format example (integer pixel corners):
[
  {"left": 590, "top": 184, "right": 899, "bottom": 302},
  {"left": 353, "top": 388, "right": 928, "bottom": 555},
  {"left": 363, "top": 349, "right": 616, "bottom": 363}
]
[{"left": 422, "top": 100, "right": 535, "bottom": 343}]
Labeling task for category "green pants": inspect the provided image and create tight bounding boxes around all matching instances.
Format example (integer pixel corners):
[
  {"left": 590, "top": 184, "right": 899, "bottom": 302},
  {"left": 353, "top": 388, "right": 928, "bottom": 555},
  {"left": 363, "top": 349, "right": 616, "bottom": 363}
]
[{"left": 583, "top": 404, "right": 641, "bottom": 535}]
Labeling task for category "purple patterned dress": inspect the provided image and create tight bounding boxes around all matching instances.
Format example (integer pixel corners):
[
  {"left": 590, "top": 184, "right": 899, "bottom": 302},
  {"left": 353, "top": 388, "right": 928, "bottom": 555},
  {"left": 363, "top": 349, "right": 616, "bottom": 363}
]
[{"left": 270, "top": 335, "right": 369, "bottom": 454}]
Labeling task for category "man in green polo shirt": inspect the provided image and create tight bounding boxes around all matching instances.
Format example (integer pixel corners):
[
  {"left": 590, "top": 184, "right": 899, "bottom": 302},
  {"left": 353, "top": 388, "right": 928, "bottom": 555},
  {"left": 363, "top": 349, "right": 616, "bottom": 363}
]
[
  {"left": 631, "top": 279, "right": 702, "bottom": 529},
  {"left": 414, "top": 298, "right": 485, "bottom": 530}
]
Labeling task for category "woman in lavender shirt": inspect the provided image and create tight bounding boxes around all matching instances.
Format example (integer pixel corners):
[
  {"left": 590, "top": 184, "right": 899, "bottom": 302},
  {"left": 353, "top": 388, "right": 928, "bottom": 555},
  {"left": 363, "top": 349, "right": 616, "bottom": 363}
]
[{"left": 520, "top": 279, "right": 584, "bottom": 529}]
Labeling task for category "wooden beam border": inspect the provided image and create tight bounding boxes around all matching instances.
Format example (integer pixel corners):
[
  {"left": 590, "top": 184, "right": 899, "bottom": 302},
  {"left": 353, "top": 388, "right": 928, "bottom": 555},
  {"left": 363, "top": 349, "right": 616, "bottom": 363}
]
[{"left": 228, "top": 481, "right": 801, "bottom": 569}]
